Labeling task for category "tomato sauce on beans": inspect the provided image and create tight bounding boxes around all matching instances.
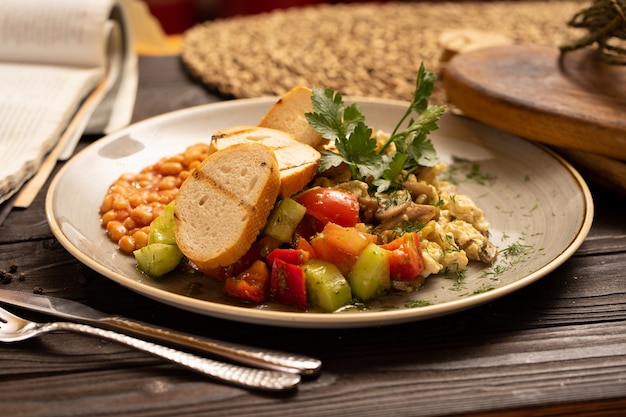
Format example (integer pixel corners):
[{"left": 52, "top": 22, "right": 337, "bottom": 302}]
[{"left": 100, "top": 143, "right": 211, "bottom": 253}]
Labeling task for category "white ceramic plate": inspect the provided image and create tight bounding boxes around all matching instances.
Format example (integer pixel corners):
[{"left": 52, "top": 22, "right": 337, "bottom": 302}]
[{"left": 46, "top": 98, "right": 594, "bottom": 328}]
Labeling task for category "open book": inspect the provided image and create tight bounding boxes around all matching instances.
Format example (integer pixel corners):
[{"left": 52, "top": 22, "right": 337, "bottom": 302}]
[{"left": 0, "top": 0, "right": 138, "bottom": 205}]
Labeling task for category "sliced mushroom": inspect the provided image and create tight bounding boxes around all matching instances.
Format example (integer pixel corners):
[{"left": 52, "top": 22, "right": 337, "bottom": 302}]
[
  {"left": 376, "top": 202, "right": 438, "bottom": 232},
  {"left": 402, "top": 176, "right": 436, "bottom": 202},
  {"left": 479, "top": 240, "right": 498, "bottom": 263},
  {"left": 374, "top": 190, "right": 412, "bottom": 222}
]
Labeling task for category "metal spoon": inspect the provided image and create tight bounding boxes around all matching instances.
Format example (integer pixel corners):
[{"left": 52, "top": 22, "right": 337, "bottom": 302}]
[{"left": 0, "top": 306, "right": 300, "bottom": 391}]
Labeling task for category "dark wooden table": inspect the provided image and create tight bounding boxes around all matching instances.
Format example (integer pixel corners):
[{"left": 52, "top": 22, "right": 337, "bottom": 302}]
[{"left": 1, "top": 55, "right": 625, "bottom": 417}]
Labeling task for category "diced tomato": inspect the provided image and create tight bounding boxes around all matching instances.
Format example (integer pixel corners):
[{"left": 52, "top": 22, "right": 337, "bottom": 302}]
[
  {"left": 266, "top": 248, "right": 310, "bottom": 266},
  {"left": 270, "top": 258, "right": 307, "bottom": 309},
  {"left": 380, "top": 233, "right": 424, "bottom": 280},
  {"left": 310, "top": 222, "right": 377, "bottom": 276},
  {"left": 222, "top": 260, "right": 270, "bottom": 303},
  {"left": 294, "top": 237, "right": 317, "bottom": 258},
  {"left": 295, "top": 187, "right": 360, "bottom": 227}
]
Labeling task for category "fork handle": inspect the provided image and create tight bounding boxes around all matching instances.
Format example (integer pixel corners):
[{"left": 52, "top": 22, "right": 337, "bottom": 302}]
[
  {"left": 49, "top": 322, "right": 300, "bottom": 391},
  {"left": 95, "top": 317, "right": 321, "bottom": 376}
]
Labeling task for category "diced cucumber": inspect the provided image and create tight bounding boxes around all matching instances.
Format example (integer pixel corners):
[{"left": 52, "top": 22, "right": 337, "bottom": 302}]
[
  {"left": 263, "top": 197, "right": 307, "bottom": 243},
  {"left": 302, "top": 259, "right": 352, "bottom": 312},
  {"left": 348, "top": 243, "right": 390, "bottom": 301},
  {"left": 149, "top": 201, "right": 177, "bottom": 245},
  {"left": 134, "top": 243, "right": 183, "bottom": 277}
]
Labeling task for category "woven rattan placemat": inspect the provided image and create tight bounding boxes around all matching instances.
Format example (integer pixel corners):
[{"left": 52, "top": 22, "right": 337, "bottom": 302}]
[{"left": 182, "top": 1, "right": 585, "bottom": 104}]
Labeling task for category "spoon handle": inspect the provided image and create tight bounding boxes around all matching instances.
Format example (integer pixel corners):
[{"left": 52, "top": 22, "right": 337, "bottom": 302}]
[{"left": 49, "top": 321, "right": 301, "bottom": 391}]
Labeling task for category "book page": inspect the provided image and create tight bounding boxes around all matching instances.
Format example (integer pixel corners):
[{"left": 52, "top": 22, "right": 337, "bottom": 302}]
[
  {"left": 0, "top": 64, "right": 103, "bottom": 201},
  {"left": 0, "top": 0, "right": 113, "bottom": 67}
]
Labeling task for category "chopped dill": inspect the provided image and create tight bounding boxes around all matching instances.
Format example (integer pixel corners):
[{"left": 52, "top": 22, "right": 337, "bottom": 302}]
[
  {"left": 405, "top": 299, "right": 432, "bottom": 308},
  {"left": 395, "top": 222, "right": 427, "bottom": 235},
  {"left": 471, "top": 284, "right": 495, "bottom": 295},
  {"left": 441, "top": 156, "right": 497, "bottom": 186},
  {"left": 447, "top": 266, "right": 467, "bottom": 291},
  {"left": 522, "top": 203, "right": 539, "bottom": 217},
  {"left": 479, "top": 263, "right": 509, "bottom": 280},
  {"left": 441, "top": 233, "right": 461, "bottom": 252},
  {"left": 501, "top": 241, "right": 533, "bottom": 258},
  {"left": 496, "top": 204, "right": 515, "bottom": 217}
]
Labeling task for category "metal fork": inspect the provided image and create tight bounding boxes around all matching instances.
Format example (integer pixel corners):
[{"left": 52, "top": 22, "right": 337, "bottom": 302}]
[{"left": 0, "top": 306, "right": 300, "bottom": 391}]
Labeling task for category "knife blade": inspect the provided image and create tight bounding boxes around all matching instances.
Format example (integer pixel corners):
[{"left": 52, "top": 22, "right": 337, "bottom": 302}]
[{"left": 0, "top": 289, "right": 321, "bottom": 376}]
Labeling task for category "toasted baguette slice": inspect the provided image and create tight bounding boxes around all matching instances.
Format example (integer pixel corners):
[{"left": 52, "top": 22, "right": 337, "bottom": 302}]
[
  {"left": 211, "top": 126, "right": 320, "bottom": 198},
  {"left": 174, "top": 142, "right": 280, "bottom": 271},
  {"left": 258, "top": 86, "right": 325, "bottom": 149}
]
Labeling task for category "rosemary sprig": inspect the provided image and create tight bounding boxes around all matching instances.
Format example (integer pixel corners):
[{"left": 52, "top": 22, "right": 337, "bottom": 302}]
[{"left": 560, "top": 0, "right": 626, "bottom": 65}]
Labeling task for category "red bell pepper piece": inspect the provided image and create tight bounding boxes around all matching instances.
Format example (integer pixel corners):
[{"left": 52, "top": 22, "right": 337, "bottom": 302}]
[
  {"left": 222, "top": 260, "right": 270, "bottom": 303},
  {"left": 270, "top": 258, "right": 307, "bottom": 310},
  {"left": 266, "top": 248, "right": 310, "bottom": 266}
]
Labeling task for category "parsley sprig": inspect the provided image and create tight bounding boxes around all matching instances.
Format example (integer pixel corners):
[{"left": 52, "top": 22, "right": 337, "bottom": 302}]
[{"left": 305, "top": 63, "right": 446, "bottom": 192}]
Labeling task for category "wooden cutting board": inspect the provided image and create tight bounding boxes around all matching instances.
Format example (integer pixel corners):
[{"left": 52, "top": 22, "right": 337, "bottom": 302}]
[
  {"left": 444, "top": 44, "right": 626, "bottom": 160},
  {"left": 444, "top": 44, "right": 626, "bottom": 194}
]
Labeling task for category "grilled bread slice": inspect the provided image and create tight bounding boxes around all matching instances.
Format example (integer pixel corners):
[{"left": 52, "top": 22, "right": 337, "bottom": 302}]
[
  {"left": 174, "top": 142, "right": 280, "bottom": 271},
  {"left": 258, "top": 86, "right": 326, "bottom": 149},
  {"left": 210, "top": 126, "right": 320, "bottom": 198}
]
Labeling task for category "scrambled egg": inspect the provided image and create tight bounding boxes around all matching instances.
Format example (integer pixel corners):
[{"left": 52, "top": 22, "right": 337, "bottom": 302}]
[{"left": 417, "top": 186, "right": 493, "bottom": 278}]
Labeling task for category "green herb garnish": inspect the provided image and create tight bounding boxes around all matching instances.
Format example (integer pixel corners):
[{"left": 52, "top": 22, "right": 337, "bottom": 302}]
[
  {"left": 501, "top": 241, "right": 533, "bottom": 258},
  {"left": 405, "top": 299, "right": 432, "bottom": 308},
  {"left": 306, "top": 63, "right": 446, "bottom": 193}
]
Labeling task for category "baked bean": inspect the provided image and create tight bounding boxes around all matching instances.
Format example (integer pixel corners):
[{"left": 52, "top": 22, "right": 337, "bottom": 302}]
[
  {"left": 158, "top": 176, "right": 178, "bottom": 191},
  {"left": 118, "top": 235, "right": 136, "bottom": 253},
  {"left": 101, "top": 210, "right": 117, "bottom": 226},
  {"left": 100, "top": 143, "right": 211, "bottom": 253},
  {"left": 146, "top": 192, "right": 161, "bottom": 203},
  {"left": 116, "top": 209, "right": 130, "bottom": 222},
  {"left": 179, "top": 170, "right": 191, "bottom": 181},
  {"left": 112, "top": 195, "right": 129, "bottom": 210},
  {"left": 159, "top": 189, "right": 178, "bottom": 204},
  {"left": 131, "top": 204, "right": 154, "bottom": 225},
  {"left": 100, "top": 194, "right": 113, "bottom": 213},
  {"left": 122, "top": 216, "right": 136, "bottom": 231},
  {"left": 128, "top": 193, "right": 144, "bottom": 207},
  {"left": 160, "top": 161, "right": 183, "bottom": 176},
  {"left": 107, "top": 221, "right": 127, "bottom": 242},
  {"left": 133, "top": 230, "right": 150, "bottom": 249}
]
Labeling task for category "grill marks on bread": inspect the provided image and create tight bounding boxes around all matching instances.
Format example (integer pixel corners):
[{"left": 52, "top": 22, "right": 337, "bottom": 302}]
[
  {"left": 210, "top": 126, "right": 320, "bottom": 198},
  {"left": 174, "top": 143, "right": 280, "bottom": 270},
  {"left": 191, "top": 164, "right": 257, "bottom": 213}
]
